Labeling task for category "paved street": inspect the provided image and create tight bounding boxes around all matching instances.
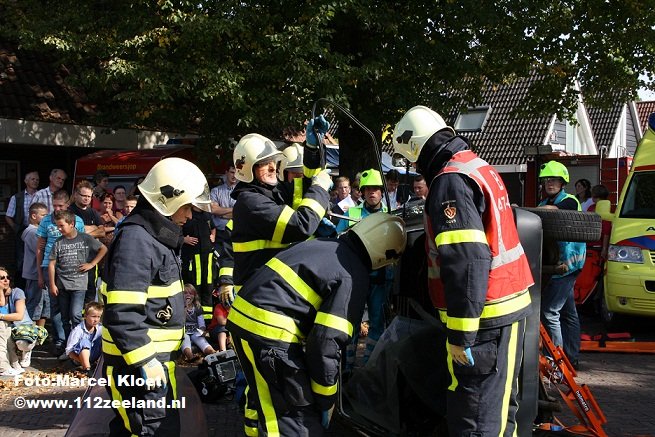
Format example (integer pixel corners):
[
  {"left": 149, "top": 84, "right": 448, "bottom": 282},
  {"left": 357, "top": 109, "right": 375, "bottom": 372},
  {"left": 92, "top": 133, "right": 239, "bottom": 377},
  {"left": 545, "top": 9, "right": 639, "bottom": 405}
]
[{"left": 1, "top": 317, "right": 654, "bottom": 437}]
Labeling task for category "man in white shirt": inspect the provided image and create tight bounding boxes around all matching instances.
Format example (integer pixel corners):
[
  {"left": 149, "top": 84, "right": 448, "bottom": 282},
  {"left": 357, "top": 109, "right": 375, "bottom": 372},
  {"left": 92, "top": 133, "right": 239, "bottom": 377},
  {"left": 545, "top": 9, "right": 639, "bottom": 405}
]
[
  {"left": 31, "top": 168, "right": 67, "bottom": 213},
  {"left": 5, "top": 170, "right": 40, "bottom": 287},
  {"left": 210, "top": 164, "right": 237, "bottom": 246}
]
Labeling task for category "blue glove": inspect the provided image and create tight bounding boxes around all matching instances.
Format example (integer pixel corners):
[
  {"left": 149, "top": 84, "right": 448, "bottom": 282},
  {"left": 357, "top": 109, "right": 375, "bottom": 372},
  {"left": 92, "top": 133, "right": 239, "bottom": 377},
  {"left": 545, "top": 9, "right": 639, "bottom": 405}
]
[
  {"left": 449, "top": 343, "right": 475, "bottom": 367},
  {"left": 463, "top": 347, "right": 474, "bottom": 366},
  {"left": 316, "top": 217, "right": 337, "bottom": 238},
  {"left": 321, "top": 407, "right": 334, "bottom": 429},
  {"left": 306, "top": 115, "right": 330, "bottom": 149}
]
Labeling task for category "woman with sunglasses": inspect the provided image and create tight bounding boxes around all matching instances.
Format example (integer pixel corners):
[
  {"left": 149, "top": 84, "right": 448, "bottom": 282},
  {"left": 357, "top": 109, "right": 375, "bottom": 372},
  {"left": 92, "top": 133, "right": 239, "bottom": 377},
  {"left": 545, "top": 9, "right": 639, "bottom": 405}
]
[{"left": 0, "top": 267, "right": 34, "bottom": 376}]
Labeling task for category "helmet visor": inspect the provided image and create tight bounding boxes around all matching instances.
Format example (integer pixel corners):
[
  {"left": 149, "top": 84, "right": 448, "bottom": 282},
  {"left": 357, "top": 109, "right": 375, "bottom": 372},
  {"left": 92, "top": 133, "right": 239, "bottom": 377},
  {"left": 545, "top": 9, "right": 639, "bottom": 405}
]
[{"left": 192, "top": 183, "right": 212, "bottom": 212}]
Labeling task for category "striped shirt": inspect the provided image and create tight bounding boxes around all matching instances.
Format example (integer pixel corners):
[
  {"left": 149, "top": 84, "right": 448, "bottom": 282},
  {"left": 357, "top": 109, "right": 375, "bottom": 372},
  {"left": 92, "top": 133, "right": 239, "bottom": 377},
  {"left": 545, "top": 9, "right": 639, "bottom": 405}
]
[
  {"left": 6, "top": 190, "right": 37, "bottom": 225},
  {"left": 210, "top": 183, "right": 236, "bottom": 230},
  {"left": 31, "top": 187, "right": 57, "bottom": 213}
]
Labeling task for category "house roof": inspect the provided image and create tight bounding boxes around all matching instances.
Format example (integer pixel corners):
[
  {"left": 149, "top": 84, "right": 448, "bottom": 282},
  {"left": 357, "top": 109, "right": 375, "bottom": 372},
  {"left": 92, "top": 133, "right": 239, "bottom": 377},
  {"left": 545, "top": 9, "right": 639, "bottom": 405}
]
[
  {"left": 447, "top": 73, "right": 554, "bottom": 167},
  {"left": 584, "top": 96, "right": 625, "bottom": 152},
  {"left": 0, "top": 42, "right": 95, "bottom": 123},
  {"left": 636, "top": 100, "right": 655, "bottom": 134},
  {"left": 381, "top": 73, "right": 554, "bottom": 167}
]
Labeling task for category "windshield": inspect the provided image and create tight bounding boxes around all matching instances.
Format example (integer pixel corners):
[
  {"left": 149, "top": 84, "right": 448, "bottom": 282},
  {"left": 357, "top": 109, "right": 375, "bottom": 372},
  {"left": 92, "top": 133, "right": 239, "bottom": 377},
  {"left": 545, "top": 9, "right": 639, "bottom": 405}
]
[{"left": 619, "top": 171, "right": 655, "bottom": 219}]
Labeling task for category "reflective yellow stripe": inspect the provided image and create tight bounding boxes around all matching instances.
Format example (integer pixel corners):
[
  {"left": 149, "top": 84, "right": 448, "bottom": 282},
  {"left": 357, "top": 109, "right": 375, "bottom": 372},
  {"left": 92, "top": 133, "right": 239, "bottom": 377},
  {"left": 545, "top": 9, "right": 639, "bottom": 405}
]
[
  {"left": 122, "top": 343, "right": 155, "bottom": 366},
  {"left": 162, "top": 360, "right": 177, "bottom": 401},
  {"left": 107, "top": 366, "right": 135, "bottom": 435},
  {"left": 245, "top": 408, "right": 258, "bottom": 420},
  {"left": 446, "top": 342, "right": 458, "bottom": 391},
  {"left": 500, "top": 322, "right": 519, "bottom": 436},
  {"left": 265, "top": 258, "right": 322, "bottom": 310},
  {"left": 311, "top": 378, "right": 338, "bottom": 396},
  {"left": 314, "top": 312, "right": 352, "bottom": 337},
  {"left": 202, "top": 305, "right": 213, "bottom": 320},
  {"left": 243, "top": 385, "right": 259, "bottom": 436},
  {"left": 148, "top": 281, "right": 183, "bottom": 299},
  {"left": 105, "top": 282, "right": 181, "bottom": 305},
  {"left": 241, "top": 339, "right": 280, "bottom": 436},
  {"left": 232, "top": 298, "right": 303, "bottom": 339},
  {"left": 106, "top": 290, "right": 147, "bottom": 305},
  {"left": 207, "top": 252, "right": 213, "bottom": 284},
  {"left": 447, "top": 316, "right": 480, "bottom": 332},
  {"left": 219, "top": 267, "right": 234, "bottom": 277},
  {"left": 438, "top": 290, "right": 531, "bottom": 325},
  {"left": 99, "top": 281, "right": 108, "bottom": 297},
  {"left": 298, "top": 198, "right": 326, "bottom": 218},
  {"left": 273, "top": 206, "right": 294, "bottom": 242},
  {"left": 481, "top": 290, "right": 531, "bottom": 319},
  {"left": 228, "top": 307, "right": 301, "bottom": 343},
  {"left": 234, "top": 285, "right": 242, "bottom": 292},
  {"left": 226, "top": 219, "right": 233, "bottom": 231},
  {"left": 292, "top": 178, "right": 303, "bottom": 210},
  {"left": 194, "top": 254, "right": 202, "bottom": 285},
  {"left": 304, "top": 166, "right": 321, "bottom": 178},
  {"left": 102, "top": 329, "right": 183, "bottom": 362},
  {"left": 147, "top": 328, "right": 184, "bottom": 342},
  {"left": 434, "top": 229, "right": 488, "bottom": 248},
  {"left": 233, "top": 240, "right": 290, "bottom": 252}
]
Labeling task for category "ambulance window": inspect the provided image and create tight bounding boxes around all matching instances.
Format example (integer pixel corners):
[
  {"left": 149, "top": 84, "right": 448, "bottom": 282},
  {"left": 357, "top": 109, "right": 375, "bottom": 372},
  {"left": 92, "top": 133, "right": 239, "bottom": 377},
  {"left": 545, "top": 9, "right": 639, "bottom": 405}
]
[{"left": 620, "top": 172, "right": 655, "bottom": 219}]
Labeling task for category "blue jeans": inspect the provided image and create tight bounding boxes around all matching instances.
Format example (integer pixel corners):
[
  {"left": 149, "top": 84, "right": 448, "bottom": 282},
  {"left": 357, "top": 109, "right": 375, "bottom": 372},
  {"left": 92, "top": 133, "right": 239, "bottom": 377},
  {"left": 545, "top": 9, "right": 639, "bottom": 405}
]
[
  {"left": 541, "top": 271, "right": 581, "bottom": 362},
  {"left": 59, "top": 289, "right": 85, "bottom": 340},
  {"left": 25, "top": 279, "right": 49, "bottom": 321},
  {"left": 44, "top": 267, "right": 65, "bottom": 346}
]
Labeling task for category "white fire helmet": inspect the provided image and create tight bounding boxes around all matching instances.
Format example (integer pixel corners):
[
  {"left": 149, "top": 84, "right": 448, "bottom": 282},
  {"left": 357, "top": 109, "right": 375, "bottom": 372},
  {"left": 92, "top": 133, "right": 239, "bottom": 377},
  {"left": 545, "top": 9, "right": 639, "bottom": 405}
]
[
  {"left": 350, "top": 213, "right": 407, "bottom": 270},
  {"left": 233, "top": 133, "right": 284, "bottom": 183},
  {"left": 392, "top": 105, "right": 455, "bottom": 163},
  {"left": 138, "top": 157, "right": 211, "bottom": 216},
  {"left": 278, "top": 143, "right": 304, "bottom": 181}
]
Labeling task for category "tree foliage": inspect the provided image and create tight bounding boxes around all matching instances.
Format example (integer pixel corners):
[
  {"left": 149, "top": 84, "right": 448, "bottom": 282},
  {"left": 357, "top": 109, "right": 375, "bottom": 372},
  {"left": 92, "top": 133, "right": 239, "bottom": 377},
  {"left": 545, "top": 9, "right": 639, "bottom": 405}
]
[{"left": 2, "top": 0, "right": 655, "bottom": 149}]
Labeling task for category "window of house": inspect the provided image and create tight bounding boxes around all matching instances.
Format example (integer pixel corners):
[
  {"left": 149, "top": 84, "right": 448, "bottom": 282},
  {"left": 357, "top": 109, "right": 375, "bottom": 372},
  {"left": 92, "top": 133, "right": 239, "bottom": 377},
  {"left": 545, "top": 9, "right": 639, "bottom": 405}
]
[{"left": 454, "top": 106, "right": 491, "bottom": 133}]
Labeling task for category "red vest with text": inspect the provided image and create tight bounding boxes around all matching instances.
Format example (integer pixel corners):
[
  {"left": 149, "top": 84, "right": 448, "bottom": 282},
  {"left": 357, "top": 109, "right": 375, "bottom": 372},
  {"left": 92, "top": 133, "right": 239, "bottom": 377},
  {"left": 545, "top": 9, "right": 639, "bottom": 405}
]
[{"left": 425, "top": 150, "right": 534, "bottom": 314}]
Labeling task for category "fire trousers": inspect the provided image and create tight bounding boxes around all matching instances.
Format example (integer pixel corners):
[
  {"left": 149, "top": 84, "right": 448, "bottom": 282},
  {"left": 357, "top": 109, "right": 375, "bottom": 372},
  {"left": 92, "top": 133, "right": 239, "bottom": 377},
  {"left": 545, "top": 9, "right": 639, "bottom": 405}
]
[{"left": 446, "top": 318, "right": 526, "bottom": 437}]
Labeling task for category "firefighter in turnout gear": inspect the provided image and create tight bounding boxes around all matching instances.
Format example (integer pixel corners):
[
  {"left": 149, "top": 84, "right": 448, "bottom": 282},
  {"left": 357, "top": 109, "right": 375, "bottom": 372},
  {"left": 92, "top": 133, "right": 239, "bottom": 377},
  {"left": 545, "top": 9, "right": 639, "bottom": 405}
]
[
  {"left": 335, "top": 169, "right": 392, "bottom": 366},
  {"left": 393, "top": 106, "right": 534, "bottom": 437},
  {"left": 181, "top": 206, "right": 216, "bottom": 320},
  {"left": 229, "top": 126, "right": 331, "bottom": 436},
  {"left": 101, "top": 157, "right": 211, "bottom": 436},
  {"left": 227, "top": 213, "right": 407, "bottom": 436}
]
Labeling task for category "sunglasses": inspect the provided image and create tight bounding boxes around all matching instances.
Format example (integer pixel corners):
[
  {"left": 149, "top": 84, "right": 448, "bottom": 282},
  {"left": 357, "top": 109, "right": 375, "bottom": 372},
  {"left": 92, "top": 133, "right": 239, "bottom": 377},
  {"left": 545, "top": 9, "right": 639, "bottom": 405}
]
[{"left": 0, "top": 275, "right": 9, "bottom": 280}]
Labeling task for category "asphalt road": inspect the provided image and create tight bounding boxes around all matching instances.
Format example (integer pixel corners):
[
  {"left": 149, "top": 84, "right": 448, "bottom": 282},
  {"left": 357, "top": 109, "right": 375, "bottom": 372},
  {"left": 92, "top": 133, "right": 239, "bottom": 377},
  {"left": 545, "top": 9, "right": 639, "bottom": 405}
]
[{"left": 1, "top": 312, "right": 654, "bottom": 436}]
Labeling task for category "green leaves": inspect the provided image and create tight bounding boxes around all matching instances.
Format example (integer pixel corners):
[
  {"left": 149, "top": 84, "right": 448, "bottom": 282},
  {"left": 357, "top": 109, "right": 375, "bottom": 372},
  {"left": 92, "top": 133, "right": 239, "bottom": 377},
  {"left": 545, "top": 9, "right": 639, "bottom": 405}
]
[{"left": 2, "top": 0, "right": 655, "bottom": 140}]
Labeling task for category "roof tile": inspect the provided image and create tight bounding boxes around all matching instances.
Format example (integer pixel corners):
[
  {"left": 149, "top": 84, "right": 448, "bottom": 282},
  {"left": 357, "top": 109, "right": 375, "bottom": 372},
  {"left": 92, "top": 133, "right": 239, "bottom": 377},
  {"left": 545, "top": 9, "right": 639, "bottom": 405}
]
[{"left": 0, "top": 41, "right": 94, "bottom": 123}]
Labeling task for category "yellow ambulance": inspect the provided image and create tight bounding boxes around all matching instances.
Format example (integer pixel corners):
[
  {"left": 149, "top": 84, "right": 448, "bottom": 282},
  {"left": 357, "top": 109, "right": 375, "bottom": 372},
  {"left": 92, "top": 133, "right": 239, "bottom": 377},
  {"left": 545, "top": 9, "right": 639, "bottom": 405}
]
[{"left": 596, "top": 113, "right": 655, "bottom": 320}]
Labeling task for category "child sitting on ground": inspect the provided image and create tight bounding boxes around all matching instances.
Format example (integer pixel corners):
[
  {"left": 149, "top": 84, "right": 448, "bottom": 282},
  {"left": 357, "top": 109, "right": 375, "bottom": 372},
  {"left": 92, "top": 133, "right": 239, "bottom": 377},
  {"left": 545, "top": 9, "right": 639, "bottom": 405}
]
[
  {"left": 182, "top": 284, "right": 215, "bottom": 361},
  {"left": 207, "top": 297, "right": 229, "bottom": 352},
  {"left": 65, "top": 301, "right": 103, "bottom": 375}
]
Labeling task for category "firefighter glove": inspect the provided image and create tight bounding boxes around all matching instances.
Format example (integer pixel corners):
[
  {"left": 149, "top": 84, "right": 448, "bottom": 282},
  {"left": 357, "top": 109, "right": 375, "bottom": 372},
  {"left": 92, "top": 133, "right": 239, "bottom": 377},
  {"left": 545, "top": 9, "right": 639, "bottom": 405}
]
[
  {"left": 312, "top": 169, "right": 333, "bottom": 192},
  {"left": 316, "top": 217, "right": 337, "bottom": 238},
  {"left": 219, "top": 284, "right": 235, "bottom": 307},
  {"left": 321, "top": 406, "right": 335, "bottom": 429},
  {"left": 140, "top": 358, "right": 168, "bottom": 390},
  {"left": 449, "top": 343, "right": 475, "bottom": 367},
  {"left": 306, "top": 115, "right": 330, "bottom": 149}
]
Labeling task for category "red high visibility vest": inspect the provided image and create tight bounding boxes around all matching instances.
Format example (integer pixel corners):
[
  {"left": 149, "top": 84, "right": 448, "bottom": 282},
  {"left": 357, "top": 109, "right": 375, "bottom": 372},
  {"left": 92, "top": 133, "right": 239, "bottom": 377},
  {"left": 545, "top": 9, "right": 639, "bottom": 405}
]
[{"left": 425, "top": 151, "right": 533, "bottom": 321}]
